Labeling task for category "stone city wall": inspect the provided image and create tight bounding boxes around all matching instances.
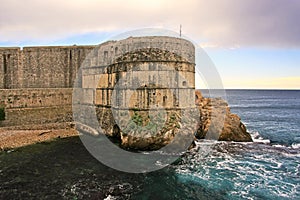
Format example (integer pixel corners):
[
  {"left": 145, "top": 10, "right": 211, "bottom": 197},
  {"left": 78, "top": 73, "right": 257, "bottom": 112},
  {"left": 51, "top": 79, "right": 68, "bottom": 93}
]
[
  {"left": 0, "top": 45, "right": 94, "bottom": 126},
  {"left": 0, "top": 36, "right": 196, "bottom": 127},
  {"left": 0, "top": 46, "right": 95, "bottom": 89},
  {"left": 0, "top": 88, "right": 73, "bottom": 126}
]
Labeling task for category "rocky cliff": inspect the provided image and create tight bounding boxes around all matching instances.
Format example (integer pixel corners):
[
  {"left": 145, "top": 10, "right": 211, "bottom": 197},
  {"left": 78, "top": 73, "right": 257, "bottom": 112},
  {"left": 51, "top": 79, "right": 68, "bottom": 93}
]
[{"left": 195, "top": 90, "right": 252, "bottom": 142}]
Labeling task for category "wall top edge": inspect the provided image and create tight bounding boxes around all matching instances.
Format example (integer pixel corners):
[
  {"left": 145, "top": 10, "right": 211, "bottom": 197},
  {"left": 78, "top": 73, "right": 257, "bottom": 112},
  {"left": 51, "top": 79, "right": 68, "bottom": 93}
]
[{"left": 0, "top": 36, "right": 194, "bottom": 50}]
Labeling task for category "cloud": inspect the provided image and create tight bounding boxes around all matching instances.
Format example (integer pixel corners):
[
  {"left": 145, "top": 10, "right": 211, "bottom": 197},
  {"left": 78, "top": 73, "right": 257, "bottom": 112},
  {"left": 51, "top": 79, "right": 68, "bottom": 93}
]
[{"left": 0, "top": 0, "right": 300, "bottom": 48}]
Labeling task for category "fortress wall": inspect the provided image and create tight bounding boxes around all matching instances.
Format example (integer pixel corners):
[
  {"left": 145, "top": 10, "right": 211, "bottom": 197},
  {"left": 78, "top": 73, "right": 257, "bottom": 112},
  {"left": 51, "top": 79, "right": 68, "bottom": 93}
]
[
  {"left": 0, "top": 88, "right": 73, "bottom": 126},
  {"left": 88, "top": 61, "right": 195, "bottom": 109},
  {"left": 0, "top": 48, "right": 22, "bottom": 89},
  {"left": 0, "top": 46, "right": 95, "bottom": 89},
  {"left": 0, "top": 88, "right": 72, "bottom": 109},
  {"left": 89, "top": 36, "right": 195, "bottom": 66},
  {"left": 0, "top": 36, "right": 196, "bottom": 128},
  {"left": 81, "top": 37, "right": 195, "bottom": 110},
  {"left": 21, "top": 46, "right": 94, "bottom": 88},
  {"left": 0, "top": 37, "right": 194, "bottom": 90},
  {"left": 2, "top": 106, "right": 72, "bottom": 126},
  {"left": 0, "top": 46, "right": 95, "bottom": 126}
]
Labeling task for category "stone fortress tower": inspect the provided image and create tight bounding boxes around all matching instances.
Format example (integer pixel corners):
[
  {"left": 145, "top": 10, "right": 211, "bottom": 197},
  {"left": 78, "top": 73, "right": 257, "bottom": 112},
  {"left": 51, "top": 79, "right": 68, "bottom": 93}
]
[
  {"left": 81, "top": 36, "right": 195, "bottom": 109},
  {"left": 77, "top": 36, "right": 198, "bottom": 149},
  {"left": 0, "top": 36, "right": 199, "bottom": 149}
]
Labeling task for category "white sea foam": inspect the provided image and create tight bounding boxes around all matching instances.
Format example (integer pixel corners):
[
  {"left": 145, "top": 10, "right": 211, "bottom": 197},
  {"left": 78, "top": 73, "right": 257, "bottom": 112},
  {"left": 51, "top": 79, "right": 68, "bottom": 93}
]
[
  {"left": 272, "top": 144, "right": 287, "bottom": 148},
  {"left": 250, "top": 131, "right": 271, "bottom": 144},
  {"left": 175, "top": 137, "right": 300, "bottom": 199},
  {"left": 104, "top": 195, "right": 117, "bottom": 200},
  {"left": 291, "top": 143, "right": 300, "bottom": 149}
]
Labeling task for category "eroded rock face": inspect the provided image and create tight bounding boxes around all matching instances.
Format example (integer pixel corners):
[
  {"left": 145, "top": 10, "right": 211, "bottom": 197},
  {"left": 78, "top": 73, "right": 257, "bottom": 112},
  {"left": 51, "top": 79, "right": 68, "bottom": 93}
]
[
  {"left": 118, "top": 109, "right": 198, "bottom": 151},
  {"left": 195, "top": 92, "right": 252, "bottom": 142}
]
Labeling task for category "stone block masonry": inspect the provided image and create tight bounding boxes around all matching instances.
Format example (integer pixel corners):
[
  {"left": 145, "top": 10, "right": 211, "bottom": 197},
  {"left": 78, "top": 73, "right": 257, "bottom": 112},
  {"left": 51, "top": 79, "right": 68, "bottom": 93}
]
[
  {"left": 74, "top": 36, "right": 198, "bottom": 150},
  {"left": 0, "top": 46, "right": 95, "bottom": 89},
  {"left": 0, "top": 45, "right": 94, "bottom": 126},
  {"left": 0, "top": 36, "right": 196, "bottom": 131},
  {"left": 0, "top": 88, "right": 73, "bottom": 126}
]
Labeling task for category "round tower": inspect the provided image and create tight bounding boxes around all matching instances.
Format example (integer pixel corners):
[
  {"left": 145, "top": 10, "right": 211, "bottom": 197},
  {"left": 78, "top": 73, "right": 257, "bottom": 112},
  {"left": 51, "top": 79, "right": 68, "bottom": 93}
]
[{"left": 79, "top": 36, "right": 198, "bottom": 150}]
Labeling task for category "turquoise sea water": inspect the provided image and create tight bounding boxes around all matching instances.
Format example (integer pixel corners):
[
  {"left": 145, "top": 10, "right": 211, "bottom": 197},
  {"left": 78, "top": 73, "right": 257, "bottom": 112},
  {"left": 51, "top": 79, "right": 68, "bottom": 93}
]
[
  {"left": 224, "top": 90, "right": 300, "bottom": 146},
  {"left": 0, "top": 90, "right": 299, "bottom": 199},
  {"left": 171, "top": 90, "right": 300, "bottom": 199}
]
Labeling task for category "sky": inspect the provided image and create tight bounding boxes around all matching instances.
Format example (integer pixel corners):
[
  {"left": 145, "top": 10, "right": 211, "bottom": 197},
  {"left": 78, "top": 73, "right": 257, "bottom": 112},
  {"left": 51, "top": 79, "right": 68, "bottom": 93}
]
[{"left": 1, "top": 0, "right": 300, "bottom": 89}]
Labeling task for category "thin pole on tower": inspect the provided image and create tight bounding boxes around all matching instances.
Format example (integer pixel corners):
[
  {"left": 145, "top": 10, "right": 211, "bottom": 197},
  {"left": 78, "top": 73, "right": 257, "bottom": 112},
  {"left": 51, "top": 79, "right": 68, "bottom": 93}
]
[{"left": 180, "top": 24, "right": 182, "bottom": 37}]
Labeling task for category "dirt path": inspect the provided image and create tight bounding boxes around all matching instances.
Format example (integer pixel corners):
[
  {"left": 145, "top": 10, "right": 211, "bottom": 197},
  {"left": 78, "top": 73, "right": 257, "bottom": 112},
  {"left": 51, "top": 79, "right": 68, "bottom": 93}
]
[{"left": 0, "top": 128, "right": 78, "bottom": 150}]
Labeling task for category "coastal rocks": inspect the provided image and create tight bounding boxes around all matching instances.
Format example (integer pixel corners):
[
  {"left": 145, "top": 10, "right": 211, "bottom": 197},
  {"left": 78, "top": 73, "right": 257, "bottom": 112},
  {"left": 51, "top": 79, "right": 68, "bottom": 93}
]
[
  {"left": 118, "top": 110, "right": 197, "bottom": 151},
  {"left": 195, "top": 93, "right": 252, "bottom": 142},
  {"left": 220, "top": 113, "right": 251, "bottom": 142}
]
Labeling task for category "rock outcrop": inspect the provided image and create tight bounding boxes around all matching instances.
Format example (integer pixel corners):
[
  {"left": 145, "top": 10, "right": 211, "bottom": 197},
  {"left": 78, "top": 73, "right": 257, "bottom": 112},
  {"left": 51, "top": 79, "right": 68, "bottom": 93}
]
[
  {"left": 195, "top": 91, "right": 252, "bottom": 142},
  {"left": 116, "top": 110, "right": 197, "bottom": 151}
]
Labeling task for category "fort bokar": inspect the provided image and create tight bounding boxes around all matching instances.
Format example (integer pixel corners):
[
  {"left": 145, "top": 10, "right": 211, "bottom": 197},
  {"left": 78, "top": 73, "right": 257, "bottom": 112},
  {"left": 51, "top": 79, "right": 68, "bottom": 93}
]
[{"left": 0, "top": 36, "right": 252, "bottom": 150}]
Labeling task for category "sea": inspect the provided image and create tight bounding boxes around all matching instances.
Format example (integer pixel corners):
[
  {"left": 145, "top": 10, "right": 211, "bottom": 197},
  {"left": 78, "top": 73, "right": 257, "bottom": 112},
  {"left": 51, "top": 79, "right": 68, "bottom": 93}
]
[
  {"left": 169, "top": 89, "right": 300, "bottom": 200},
  {"left": 0, "top": 90, "right": 299, "bottom": 199}
]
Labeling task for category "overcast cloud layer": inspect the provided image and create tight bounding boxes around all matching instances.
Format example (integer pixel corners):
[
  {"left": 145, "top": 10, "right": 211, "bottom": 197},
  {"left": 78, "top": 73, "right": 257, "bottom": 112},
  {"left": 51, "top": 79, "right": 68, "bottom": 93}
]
[{"left": 1, "top": 0, "right": 300, "bottom": 48}]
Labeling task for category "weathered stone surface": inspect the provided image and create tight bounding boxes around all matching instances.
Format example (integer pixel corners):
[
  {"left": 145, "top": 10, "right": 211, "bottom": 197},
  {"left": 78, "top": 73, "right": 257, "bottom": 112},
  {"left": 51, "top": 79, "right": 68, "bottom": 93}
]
[
  {"left": 219, "top": 113, "right": 252, "bottom": 142},
  {"left": 0, "top": 88, "right": 73, "bottom": 126},
  {"left": 117, "top": 110, "right": 196, "bottom": 150},
  {"left": 0, "top": 46, "right": 94, "bottom": 89},
  {"left": 115, "top": 48, "right": 189, "bottom": 63},
  {"left": 195, "top": 91, "right": 252, "bottom": 142}
]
